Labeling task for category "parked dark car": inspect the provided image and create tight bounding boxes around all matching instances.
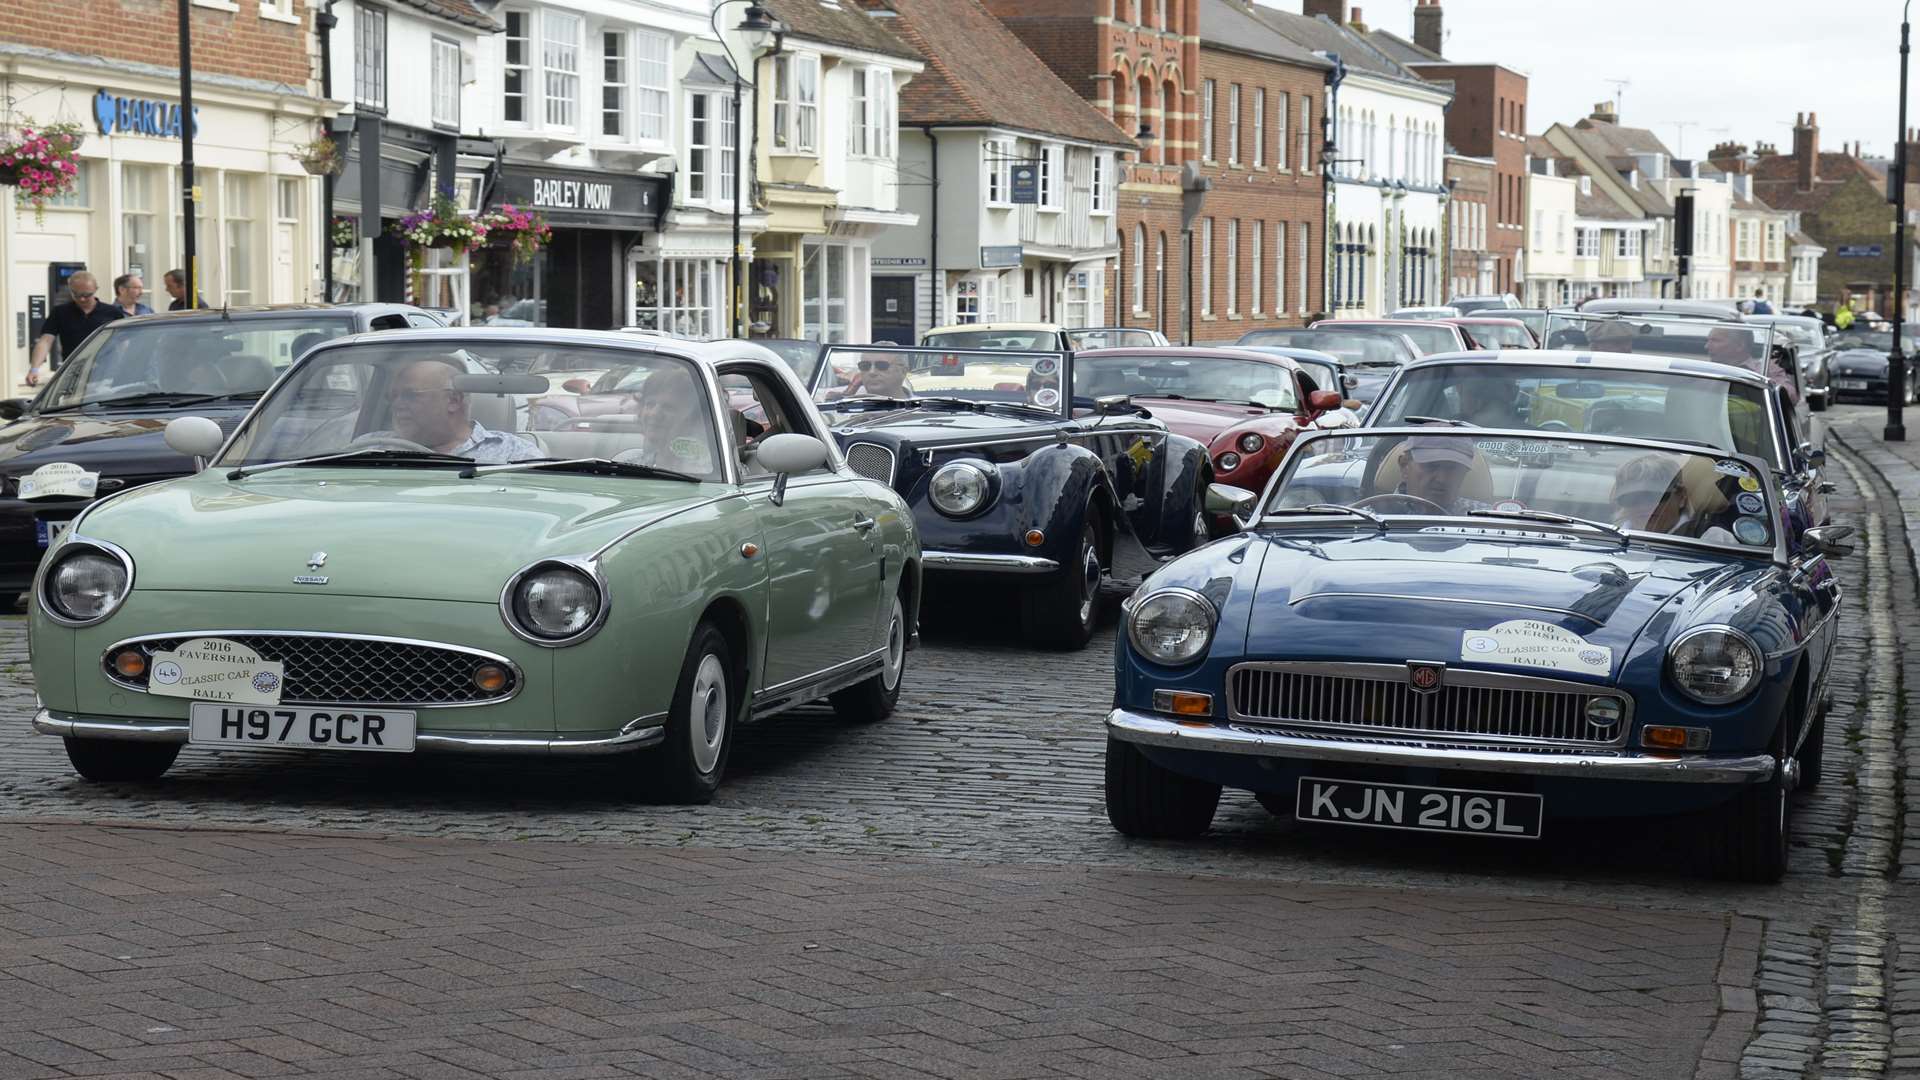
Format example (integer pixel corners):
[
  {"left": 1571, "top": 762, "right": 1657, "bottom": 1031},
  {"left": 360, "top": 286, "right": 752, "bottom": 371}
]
[
  {"left": 1234, "top": 328, "right": 1418, "bottom": 405},
  {"left": 1827, "top": 344, "right": 1919, "bottom": 404},
  {"left": 1747, "top": 315, "right": 1832, "bottom": 411},
  {"left": 0, "top": 303, "right": 436, "bottom": 608},
  {"left": 809, "top": 345, "right": 1210, "bottom": 649}
]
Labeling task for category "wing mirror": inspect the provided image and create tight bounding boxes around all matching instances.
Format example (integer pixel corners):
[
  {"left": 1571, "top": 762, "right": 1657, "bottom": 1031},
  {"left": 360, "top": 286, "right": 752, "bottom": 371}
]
[
  {"left": 757, "top": 433, "right": 830, "bottom": 506},
  {"left": 1805, "top": 525, "right": 1856, "bottom": 558},
  {"left": 1205, "top": 482, "right": 1258, "bottom": 531},
  {"left": 1795, "top": 441, "right": 1826, "bottom": 470},
  {"left": 562, "top": 378, "right": 593, "bottom": 394},
  {"left": 1307, "top": 389, "right": 1342, "bottom": 412},
  {"left": 163, "top": 415, "right": 226, "bottom": 470},
  {"left": 1094, "top": 394, "right": 1133, "bottom": 415},
  {"left": 0, "top": 398, "right": 29, "bottom": 422}
]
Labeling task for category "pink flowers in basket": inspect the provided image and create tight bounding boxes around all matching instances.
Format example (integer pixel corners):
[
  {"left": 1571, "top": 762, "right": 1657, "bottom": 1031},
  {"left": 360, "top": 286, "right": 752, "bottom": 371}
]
[
  {"left": 0, "top": 123, "right": 85, "bottom": 223},
  {"left": 478, "top": 203, "right": 553, "bottom": 263}
]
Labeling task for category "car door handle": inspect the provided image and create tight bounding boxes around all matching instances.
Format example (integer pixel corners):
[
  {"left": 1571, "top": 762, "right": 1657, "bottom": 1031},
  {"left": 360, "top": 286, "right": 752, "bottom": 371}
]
[{"left": 852, "top": 516, "right": 877, "bottom": 533}]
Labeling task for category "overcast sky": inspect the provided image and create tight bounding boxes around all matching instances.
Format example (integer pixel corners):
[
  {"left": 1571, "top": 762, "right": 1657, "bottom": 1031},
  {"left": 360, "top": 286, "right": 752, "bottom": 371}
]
[{"left": 1256, "top": 0, "right": 1910, "bottom": 160}]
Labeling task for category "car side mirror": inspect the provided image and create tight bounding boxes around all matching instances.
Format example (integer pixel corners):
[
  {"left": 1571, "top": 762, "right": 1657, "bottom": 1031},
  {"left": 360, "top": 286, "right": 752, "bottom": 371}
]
[
  {"left": 1205, "top": 483, "right": 1258, "bottom": 529},
  {"left": 757, "top": 432, "right": 830, "bottom": 506},
  {"left": 1094, "top": 393, "right": 1132, "bottom": 415},
  {"left": 1307, "top": 389, "right": 1342, "bottom": 412},
  {"left": 163, "top": 415, "right": 225, "bottom": 470},
  {"left": 562, "top": 378, "right": 592, "bottom": 394},
  {"left": 1795, "top": 442, "right": 1826, "bottom": 470},
  {"left": 0, "top": 398, "right": 28, "bottom": 421},
  {"left": 1805, "top": 525, "right": 1856, "bottom": 558}
]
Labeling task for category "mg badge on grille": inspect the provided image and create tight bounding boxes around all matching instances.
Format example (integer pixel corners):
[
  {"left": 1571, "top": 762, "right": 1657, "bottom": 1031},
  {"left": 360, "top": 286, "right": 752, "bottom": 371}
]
[{"left": 1407, "top": 662, "right": 1445, "bottom": 694}]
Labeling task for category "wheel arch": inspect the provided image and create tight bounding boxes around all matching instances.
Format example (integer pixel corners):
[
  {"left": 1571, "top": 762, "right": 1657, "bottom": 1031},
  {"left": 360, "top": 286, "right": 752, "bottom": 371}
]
[{"left": 699, "top": 594, "right": 755, "bottom": 695}]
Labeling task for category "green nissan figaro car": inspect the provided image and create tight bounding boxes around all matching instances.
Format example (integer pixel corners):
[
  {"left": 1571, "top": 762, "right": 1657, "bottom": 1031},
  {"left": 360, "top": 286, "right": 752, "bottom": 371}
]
[{"left": 28, "top": 329, "right": 920, "bottom": 803}]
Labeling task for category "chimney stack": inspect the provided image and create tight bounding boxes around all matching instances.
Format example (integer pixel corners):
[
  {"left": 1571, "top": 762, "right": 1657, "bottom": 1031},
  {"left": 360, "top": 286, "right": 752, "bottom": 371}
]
[
  {"left": 1793, "top": 111, "right": 1819, "bottom": 192},
  {"left": 1302, "top": 0, "right": 1345, "bottom": 22},
  {"left": 1413, "top": 0, "right": 1443, "bottom": 56},
  {"left": 1708, "top": 141, "right": 1749, "bottom": 173},
  {"left": 1348, "top": 6, "right": 1367, "bottom": 31},
  {"left": 1589, "top": 101, "right": 1618, "bottom": 125}
]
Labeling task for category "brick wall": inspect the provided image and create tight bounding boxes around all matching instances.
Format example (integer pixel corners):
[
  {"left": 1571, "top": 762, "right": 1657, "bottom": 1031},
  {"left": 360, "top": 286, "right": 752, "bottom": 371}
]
[
  {"left": 1412, "top": 62, "right": 1527, "bottom": 297},
  {"left": 0, "top": 0, "right": 310, "bottom": 86}
]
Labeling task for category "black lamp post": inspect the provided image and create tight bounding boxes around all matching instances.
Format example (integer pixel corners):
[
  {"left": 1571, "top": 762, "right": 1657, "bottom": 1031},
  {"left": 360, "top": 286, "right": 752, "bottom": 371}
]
[
  {"left": 178, "top": 0, "right": 198, "bottom": 309},
  {"left": 1890, "top": 0, "right": 1911, "bottom": 441},
  {"left": 710, "top": 1, "right": 781, "bottom": 340}
]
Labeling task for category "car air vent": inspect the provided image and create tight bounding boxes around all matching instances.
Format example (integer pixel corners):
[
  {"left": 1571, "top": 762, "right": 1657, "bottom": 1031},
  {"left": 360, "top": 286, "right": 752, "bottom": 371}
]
[{"left": 845, "top": 442, "right": 897, "bottom": 485}]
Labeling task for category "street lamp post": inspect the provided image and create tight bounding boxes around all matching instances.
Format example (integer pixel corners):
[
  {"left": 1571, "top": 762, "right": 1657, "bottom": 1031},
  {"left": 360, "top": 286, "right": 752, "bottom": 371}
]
[
  {"left": 710, "top": 2, "right": 782, "bottom": 340},
  {"left": 1889, "top": 0, "right": 1912, "bottom": 442},
  {"left": 178, "top": 0, "right": 198, "bottom": 309}
]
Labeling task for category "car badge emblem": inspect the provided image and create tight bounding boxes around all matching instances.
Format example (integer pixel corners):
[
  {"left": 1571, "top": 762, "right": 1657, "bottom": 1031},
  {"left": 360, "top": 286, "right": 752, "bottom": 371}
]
[
  {"left": 306, "top": 551, "right": 328, "bottom": 569},
  {"left": 295, "top": 550, "right": 330, "bottom": 585},
  {"left": 1407, "top": 662, "right": 1445, "bottom": 694}
]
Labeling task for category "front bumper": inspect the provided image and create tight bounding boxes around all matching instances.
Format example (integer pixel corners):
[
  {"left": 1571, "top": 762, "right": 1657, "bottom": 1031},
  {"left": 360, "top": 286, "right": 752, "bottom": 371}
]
[
  {"left": 1107, "top": 708, "right": 1777, "bottom": 784},
  {"left": 33, "top": 707, "right": 665, "bottom": 755},
  {"left": 921, "top": 550, "right": 1059, "bottom": 574}
]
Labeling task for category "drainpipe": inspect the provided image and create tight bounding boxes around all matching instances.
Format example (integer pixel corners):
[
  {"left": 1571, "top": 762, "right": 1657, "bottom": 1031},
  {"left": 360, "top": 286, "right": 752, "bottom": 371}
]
[
  {"left": 318, "top": 1, "right": 336, "bottom": 301},
  {"left": 923, "top": 125, "right": 938, "bottom": 327}
]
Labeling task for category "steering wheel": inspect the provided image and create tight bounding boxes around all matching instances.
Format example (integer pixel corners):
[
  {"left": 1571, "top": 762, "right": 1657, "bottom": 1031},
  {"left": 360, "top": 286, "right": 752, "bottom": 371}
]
[
  {"left": 346, "top": 433, "right": 438, "bottom": 454},
  {"left": 1354, "top": 493, "right": 1448, "bottom": 514}
]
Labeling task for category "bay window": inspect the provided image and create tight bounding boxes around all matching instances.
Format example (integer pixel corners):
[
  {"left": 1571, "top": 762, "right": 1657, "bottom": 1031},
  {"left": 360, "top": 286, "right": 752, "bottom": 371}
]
[
  {"left": 686, "top": 93, "right": 737, "bottom": 205},
  {"left": 631, "top": 31, "right": 670, "bottom": 141},
  {"left": 601, "top": 32, "right": 626, "bottom": 137},
  {"left": 984, "top": 138, "right": 1010, "bottom": 205},
  {"left": 431, "top": 38, "right": 461, "bottom": 129},
  {"left": 541, "top": 11, "right": 582, "bottom": 129},
  {"left": 773, "top": 54, "right": 819, "bottom": 153},
  {"left": 355, "top": 5, "right": 386, "bottom": 111},
  {"left": 504, "top": 11, "right": 529, "bottom": 122},
  {"left": 849, "top": 67, "right": 895, "bottom": 158},
  {"left": 632, "top": 256, "right": 722, "bottom": 339}
]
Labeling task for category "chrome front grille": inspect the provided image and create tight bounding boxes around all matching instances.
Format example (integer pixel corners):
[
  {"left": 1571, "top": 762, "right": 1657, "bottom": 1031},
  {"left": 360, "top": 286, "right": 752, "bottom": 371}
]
[
  {"left": 105, "top": 632, "right": 520, "bottom": 706},
  {"left": 1226, "top": 662, "right": 1628, "bottom": 747},
  {"left": 845, "top": 442, "right": 897, "bottom": 485}
]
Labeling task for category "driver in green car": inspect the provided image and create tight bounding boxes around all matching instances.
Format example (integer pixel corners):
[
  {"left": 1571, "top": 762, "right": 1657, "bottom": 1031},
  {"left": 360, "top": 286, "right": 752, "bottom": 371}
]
[
  {"left": 1393, "top": 435, "right": 1493, "bottom": 514},
  {"left": 387, "top": 357, "right": 539, "bottom": 463}
]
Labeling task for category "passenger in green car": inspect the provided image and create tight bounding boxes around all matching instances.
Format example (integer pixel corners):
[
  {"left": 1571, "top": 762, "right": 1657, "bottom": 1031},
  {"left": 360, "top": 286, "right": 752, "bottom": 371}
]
[
  {"left": 386, "top": 357, "right": 539, "bottom": 463},
  {"left": 627, "top": 366, "right": 718, "bottom": 475}
]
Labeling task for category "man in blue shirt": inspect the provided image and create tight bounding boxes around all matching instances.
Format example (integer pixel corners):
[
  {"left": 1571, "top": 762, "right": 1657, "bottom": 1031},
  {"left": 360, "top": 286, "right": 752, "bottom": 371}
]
[
  {"left": 112, "top": 273, "right": 153, "bottom": 318},
  {"left": 1750, "top": 289, "right": 1774, "bottom": 315}
]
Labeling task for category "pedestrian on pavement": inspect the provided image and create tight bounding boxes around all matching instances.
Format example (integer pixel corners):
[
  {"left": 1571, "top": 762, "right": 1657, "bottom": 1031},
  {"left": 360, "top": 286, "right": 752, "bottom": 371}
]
[
  {"left": 161, "top": 268, "right": 206, "bottom": 311},
  {"left": 27, "top": 272, "right": 124, "bottom": 386},
  {"left": 112, "top": 273, "right": 153, "bottom": 318},
  {"left": 1750, "top": 289, "right": 1773, "bottom": 315}
]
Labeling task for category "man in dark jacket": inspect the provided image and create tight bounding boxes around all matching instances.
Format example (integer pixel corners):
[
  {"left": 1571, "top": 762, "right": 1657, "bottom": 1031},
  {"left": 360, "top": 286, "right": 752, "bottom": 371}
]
[
  {"left": 27, "top": 272, "right": 123, "bottom": 385},
  {"left": 161, "top": 268, "right": 207, "bottom": 311}
]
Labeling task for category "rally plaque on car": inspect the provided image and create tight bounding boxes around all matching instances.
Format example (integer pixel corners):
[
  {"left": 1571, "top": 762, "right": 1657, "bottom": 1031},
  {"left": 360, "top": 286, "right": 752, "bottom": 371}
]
[{"left": 1296, "top": 777, "right": 1542, "bottom": 839}]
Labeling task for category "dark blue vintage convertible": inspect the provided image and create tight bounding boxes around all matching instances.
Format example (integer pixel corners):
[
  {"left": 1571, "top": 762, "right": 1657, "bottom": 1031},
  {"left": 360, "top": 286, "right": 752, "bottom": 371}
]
[
  {"left": 810, "top": 345, "right": 1210, "bottom": 649},
  {"left": 1104, "top": 427, "right": 1851, "bottom": 882}
]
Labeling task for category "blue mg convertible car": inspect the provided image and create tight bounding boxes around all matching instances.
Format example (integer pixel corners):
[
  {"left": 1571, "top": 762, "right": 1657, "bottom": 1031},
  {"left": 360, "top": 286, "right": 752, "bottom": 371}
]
[{"left": 1105, "top": 427, "right": 1851, "bottom": 882}]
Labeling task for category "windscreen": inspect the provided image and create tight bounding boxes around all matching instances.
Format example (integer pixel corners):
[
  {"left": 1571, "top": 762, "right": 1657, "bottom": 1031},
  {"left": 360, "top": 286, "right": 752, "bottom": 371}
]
[
  {"left": 923, "top": 329, "right": 1060, "bottom": 350},
  {"left": 40, "top": 316, "right": 349, "bottom": 411},
  {"left": 1320, "top": 322, "right": 1458, "bottom": 355},
  {"left": 1269, "top": 430, "right": 1777, "bottom": 551},
  {"left": 216, "top": 341, "right": 725, "bottom": 480},
  {"left": 1459, "top": 322, "right": 1535, "bottom": 349},
  {"left": 1239, "top": 329, "right": 1411, "bottom": 367},
  {"left": 1370, "top": 363, "right": 1777, "bottom": 463},
  {"left": 1067, "top": 329, "right": 1162, "bottom": 350},
  {"left": 813, "top": 346, "right": 1069, "bottom": 416},
  {"left": 1073, "top": 354, "right": 1297, "bottom": 410},
  {"left": 1543, "top": 314, "right": 1789, "bottom": 392}
]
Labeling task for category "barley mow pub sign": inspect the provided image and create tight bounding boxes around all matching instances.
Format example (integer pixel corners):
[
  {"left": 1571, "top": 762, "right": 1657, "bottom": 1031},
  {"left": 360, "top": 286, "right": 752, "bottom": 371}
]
[{"left": 492, "top": 165, "right": 666, "bottom": 228}]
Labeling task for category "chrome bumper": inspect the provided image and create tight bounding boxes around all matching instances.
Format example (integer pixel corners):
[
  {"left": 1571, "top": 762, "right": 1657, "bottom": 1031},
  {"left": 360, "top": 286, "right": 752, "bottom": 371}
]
[
  {"left": 1107, "top": 708, "right": 1776, "bottom": 784},
  {"left": 32, "top": 708, "right": 665, "bottom": 756},
  {"left": 921, "top": 551, "right": 1059, "bottom": 574}
]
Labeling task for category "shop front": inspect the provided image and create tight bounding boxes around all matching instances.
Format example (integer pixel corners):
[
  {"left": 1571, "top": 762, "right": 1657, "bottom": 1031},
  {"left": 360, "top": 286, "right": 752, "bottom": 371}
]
[
  {"left": 0, "top": 65, "right": 329, "bottom": 387},
  {"left": 475, "top": 163, "right": 667, "bottom": 330}
]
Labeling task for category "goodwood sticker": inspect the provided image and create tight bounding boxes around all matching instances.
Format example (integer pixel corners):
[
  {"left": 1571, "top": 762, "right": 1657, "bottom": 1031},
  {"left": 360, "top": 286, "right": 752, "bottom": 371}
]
[
  {"left": 1460, "top": 619, "right": 1612, "bottom": 676},
  {"left": 145, "top": 637, "right": 285, "bottom": 705}
]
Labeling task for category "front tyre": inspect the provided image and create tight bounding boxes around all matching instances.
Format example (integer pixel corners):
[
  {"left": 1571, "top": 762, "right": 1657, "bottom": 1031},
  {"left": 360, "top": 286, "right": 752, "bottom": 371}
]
[
  {"left": 1020, "top": 517, "right": 1102, "bottom": 650},
  {"left": 830, "top": 593, "right": 907, "bottom": 723},
  {"left": 1796, "top": 700, "right": 1827, "bottom": 790},
  {"left": 641, "top": 622, "right": 737, "bottom": 804},
  {"left": 64, "top": 737, "right": 179, "bottom": 782},
  {"left": 1104, "top": 736, "right": 1221, "bottom": 839},
  {"left": 1702, "top": 713, "right": 1792, "bottom": 883}
]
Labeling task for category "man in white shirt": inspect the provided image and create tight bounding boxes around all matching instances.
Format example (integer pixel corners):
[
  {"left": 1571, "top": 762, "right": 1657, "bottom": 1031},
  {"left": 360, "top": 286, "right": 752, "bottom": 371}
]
[{"left": 385, "top": 357, "right": 538, "bottom": 463}]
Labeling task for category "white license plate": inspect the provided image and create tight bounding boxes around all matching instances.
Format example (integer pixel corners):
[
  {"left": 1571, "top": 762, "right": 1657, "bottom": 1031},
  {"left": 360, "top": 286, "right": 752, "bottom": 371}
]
[
  {"left": 34, "top": 519, "right": 69, "bottom": 548},
  {"left": 1297, "top": 777, "right": 1542, "bottom": 839},
  {"left": 188, "top": 703, "right": 416, "bottom": 752},
  {"left": 1836, "top": 379, "right": 1869, "bottom": 390}
]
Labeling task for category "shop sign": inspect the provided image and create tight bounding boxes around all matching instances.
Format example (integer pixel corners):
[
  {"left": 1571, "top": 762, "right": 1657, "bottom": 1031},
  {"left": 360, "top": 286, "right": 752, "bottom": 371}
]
[
  {"left": 1010, "top": 163, "right": 1039, "bottom": 205},
  {"left": 493, "top": 166, "right": 665, "bottom": 227},
  {"left": 980, "top": 245, "right": 1023, "bottom": 269},
  {"left": 1838, "top": 244, "right": 1883, "bottom": 258},
  {"left": 93, "top": 89, "right": 198, "bottom": 140},
  {"left": 872, "top": 257, "right": 926, "bottom": 267}
]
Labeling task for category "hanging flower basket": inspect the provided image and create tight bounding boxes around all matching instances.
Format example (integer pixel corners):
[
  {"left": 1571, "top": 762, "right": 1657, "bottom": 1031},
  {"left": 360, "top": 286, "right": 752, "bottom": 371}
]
[
  {"left": 329, "top": 215, "right": 357, "bottom": 249},
  {"left": 295, "top": 135, "right": 344, "bottom": 177},
  {"left": 477, "top": 203, "right": 553, "bottom": 265},
  {"left": 0, "top": 120, "right": 85, "bottom": 224},
  {"left": 391, "top": 192, "right": 485, "bottom": 255}
]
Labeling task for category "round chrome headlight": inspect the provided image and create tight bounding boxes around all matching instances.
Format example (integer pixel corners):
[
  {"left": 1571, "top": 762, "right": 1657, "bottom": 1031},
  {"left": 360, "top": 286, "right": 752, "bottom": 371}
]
[
  {"left": 1668, "top": 627, "right": 1761, "bottom": 705},
  {"left": 1216, "top": 451, "right": 1242, "bottom": 473},
  {"left": 503, "top": 562, "right": 605, "bottom": 644},
  {"left": 929, "top": 461, "right": 991, "bottom": 517},
  {"left": 42, "top": 542, "right": 132, "bottom": 625},
  {"left": 1127, "top": 588, "right": 1218, "bottom": 666},
  {"left": 1237, "top": 433, "right": 1266, "bottom": 454}
]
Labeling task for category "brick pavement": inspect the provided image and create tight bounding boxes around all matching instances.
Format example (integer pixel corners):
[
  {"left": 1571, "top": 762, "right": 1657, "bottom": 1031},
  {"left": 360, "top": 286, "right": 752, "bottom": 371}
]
[{"left": 0, "top": 822, "right": 1726, "bottom": 1080}]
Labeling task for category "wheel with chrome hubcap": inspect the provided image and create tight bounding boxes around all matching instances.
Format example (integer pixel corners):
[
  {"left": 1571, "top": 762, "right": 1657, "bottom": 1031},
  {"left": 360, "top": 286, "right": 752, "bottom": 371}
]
[
  {"left": 641, "top": 621, "right": 737, "bottom": 804},
  {"left": 1020, "top": 516, "right": 1103, "bottom": 650},
  {"left": 831, "top": 592, "right": 908, "bottom": 722}
]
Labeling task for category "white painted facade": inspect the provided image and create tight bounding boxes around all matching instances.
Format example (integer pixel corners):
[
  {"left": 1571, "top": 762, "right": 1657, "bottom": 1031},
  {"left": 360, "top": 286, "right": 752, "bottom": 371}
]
[
  {"left": 1652, "top": 165, "right": 1732, "bottom": 300},
  {"left": 1522, "top": 170, "right": 1576, "bottom": 308},
  {"left": 1325, "top": 70, "right": 1450, "bottom": 317}
]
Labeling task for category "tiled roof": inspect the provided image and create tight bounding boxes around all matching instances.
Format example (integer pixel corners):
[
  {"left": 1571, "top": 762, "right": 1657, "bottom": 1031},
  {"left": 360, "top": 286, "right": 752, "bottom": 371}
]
[
  {"left": 1247, "top": 8, "right": 1416, "bottom": 83},
  {"left": 1575, "top": 185, "right": 1636, "bottom": 221},
  {"left": 395, "top": 0, "right": 497, "bottom": 31},
  {"left": 1198, "top": 0, "right": 1331, "bottom": 69},
  {"left": 1751, "top": 151, "right": 1883, "bottom": 187},
  {"left": 1749, "top": 180, "right": 1836, "bottom": 212},
  {"left": 875, "top": 0, "right": 1131, "bottom": 146},
  {"left": 1554, "top": 121, "right": 1674, "bottom": 216},
  {"left": 760, "top": 0, "right": 921, "bottom": 62},
  {"left": 1789, "top": 230, "right": 1823, "bottom": 249},
  {"left": 1365, "top": 28, "right": 1442, "bottom": 65}
]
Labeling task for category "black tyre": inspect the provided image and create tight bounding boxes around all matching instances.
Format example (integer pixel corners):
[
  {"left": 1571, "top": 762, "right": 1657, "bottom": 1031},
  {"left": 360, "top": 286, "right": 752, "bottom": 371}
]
[
  {"left": 1809, "top": 391, "right": 1828, "bottom": 413},
  {"left": 1702, "top": 712, "right": 1792, "bottom": 883},
  {"left": 1796, "top": 701, "right": 1826, "bottom": 790},
  {"left": 1253, "top": 790, "right": 1293, "bottom": 818},
  {"left": 64, "top": 737, "right": 179, "bottom": 782},
  {"left": 1104, "top": 736, "right": 1221, "bottom": 838},
  {"left": 1019, "top": 516, "right": 1102, "bottom": 650},
  {"left": 830, "top": 593, "right": 906, "bottom": 723},
  {"left": 640, "top": 622, "right": 738, "bottom": 804}
]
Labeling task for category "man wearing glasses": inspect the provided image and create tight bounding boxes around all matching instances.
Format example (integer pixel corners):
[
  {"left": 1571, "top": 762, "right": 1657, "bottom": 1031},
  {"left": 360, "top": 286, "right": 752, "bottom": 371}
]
[
  {"left": 841, "top": 355, "right": 913, "bottom": 399},
  {"left": 379, "top": 357, "right": 538, "bottom": 463},
  {"left": 26, "top": 272, "right": 125, "bottom": 386}
]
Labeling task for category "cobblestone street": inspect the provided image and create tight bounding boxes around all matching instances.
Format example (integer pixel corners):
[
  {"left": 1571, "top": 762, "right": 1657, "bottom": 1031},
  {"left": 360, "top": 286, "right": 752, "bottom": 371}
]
[{"left": 0, "top": 404, "right": 1911, "bottom": 1079}]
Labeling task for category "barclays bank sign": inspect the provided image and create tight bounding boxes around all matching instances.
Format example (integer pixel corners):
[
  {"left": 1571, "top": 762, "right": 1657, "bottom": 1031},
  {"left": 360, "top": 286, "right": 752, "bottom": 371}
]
[{"left": 93, "top": 89, "right": 200, "bottom": 140}]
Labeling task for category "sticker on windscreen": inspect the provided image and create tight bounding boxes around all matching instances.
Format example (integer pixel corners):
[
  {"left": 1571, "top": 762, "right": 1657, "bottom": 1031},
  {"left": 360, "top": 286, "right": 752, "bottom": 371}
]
[
  {"left": 1713, "top": 459, "right": 1752, "bottom": 478},
  {"left": 1492, "top": 499, "right": 1527, "bottom": 513},
  {"left": 1733, "top": 517, "right": 1770, "bottom": 546},
  {"left": 1739, "top": 475, "right": 1760, "bottom": 492},
  {"left": 1033, "top": 356, "right": 1059, "bottom": 376},
  {"left": 1032, "top": 387, "right": 1060, "bottom": 407},
  {"left": 1736, "top": 491, "right": 1765, "bottom": 515}
]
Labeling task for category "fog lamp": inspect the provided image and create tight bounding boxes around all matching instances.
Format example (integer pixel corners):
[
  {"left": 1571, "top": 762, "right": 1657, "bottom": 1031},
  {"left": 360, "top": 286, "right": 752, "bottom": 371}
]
[
  {"left": 473, "top": 664, "right": 510, "bottom": 693},
  {"left": 1025, "top": 529, "right": 1046, "bottom": 547},
  {"left": 111, "top": 649, "right": 148, "bottom": 679},
  {"left": 1152, "top": 689, "right": 1214, "bottom": 716},
  {"left": 1641, "top": 725, "right": 1711, "bottom": 751}
]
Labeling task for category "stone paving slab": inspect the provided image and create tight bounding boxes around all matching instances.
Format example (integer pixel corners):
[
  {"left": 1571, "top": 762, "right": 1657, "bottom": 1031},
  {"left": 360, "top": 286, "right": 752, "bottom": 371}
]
[{"left": 0, "top": 821, "right": 1726, "bottom": 1080}]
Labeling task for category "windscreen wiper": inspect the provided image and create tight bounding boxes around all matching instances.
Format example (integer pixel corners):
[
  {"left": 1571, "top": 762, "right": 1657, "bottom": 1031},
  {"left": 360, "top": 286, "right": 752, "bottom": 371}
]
[
  {"left": 42, "top": 391, "right": 223, "bottom": 413},
  {"left": 227, "top": 448, "right": 475, "bottom": 481},
  {"left": 462, "top": 457, "right": 701, "bottom": 482},
  {"left": 1466, "top": 507, "right": 1628, "bottom": 544},
  {"left": 1264, "top": 503, "right": 1388, "bottom": 532},
  {"left": 1402, "top": 415, "right": 1475, "bottom": 426}
]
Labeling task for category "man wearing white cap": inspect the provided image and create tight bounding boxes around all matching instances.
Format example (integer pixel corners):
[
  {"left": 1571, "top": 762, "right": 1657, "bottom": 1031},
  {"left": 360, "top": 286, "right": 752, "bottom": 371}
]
[{"left": 1393, "top": 435, "right": 1491, "bottom": 514}]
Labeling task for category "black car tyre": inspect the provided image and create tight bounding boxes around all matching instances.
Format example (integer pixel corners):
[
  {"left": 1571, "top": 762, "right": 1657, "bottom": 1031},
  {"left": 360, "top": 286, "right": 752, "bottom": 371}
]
[
  {"left": 1809, "top": 390, "right": 1828, "bottom": 413},
  {"left": 1703, "top": 710, "right": 1792, "bottom": 883},
  {"left": 1104, "top": 736, "right": 1221, "bottom": 838},
  {"left": 830, "top": 593, "right": 906, "bottom": 723},
  {"left": 64, "top": 737, "right": 180, "bottom": 782},
  {"left": 1020, "top": 516, "right": 1102, "bottom": 650},
  {"left": 641, "top": 621, "right": 737, "bottom": 805},
  {"left": 1797, "top": 700, "right": 1826, "bottom": 790},
  {"left": 1253, "top": 790, "right": 1294, "bottom": 818}
]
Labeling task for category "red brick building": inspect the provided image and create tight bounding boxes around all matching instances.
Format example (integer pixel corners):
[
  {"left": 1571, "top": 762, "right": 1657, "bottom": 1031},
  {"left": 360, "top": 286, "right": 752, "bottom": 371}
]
[
  {"left": 1367, "top": 1, "right": 1529, "bottom": 299},
  {"left": 0, "top": 0, "right": 330, "bottom": 385}
]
